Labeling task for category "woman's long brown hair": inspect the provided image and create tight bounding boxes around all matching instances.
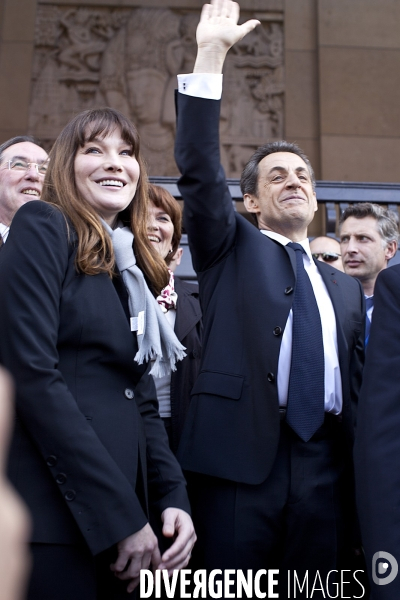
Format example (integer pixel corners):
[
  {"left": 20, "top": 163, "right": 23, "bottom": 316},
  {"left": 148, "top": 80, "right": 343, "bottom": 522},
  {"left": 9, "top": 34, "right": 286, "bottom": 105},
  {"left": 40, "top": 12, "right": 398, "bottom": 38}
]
[{"left": 42, "top": 108, "right": 169, "bottom": 294}]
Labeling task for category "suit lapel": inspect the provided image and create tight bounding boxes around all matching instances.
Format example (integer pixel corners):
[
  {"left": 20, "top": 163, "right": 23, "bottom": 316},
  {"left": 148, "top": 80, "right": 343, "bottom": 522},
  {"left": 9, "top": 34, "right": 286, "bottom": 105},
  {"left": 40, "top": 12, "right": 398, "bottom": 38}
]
[{"left": 315, "top": 261, "right": 345, "bottom": 317}]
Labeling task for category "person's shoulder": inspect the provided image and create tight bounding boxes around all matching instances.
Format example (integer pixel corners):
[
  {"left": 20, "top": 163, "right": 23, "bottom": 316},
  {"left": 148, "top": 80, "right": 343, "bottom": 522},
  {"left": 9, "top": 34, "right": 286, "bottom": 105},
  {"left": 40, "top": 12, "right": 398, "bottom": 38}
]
[
  {"left": 13, "top": 201, "right": 68, "bottom": 232},
  {"left": 14, "top": 200, "right": 64, "bottom": 223},
  {"left": 378, "top": 263, "right": 400, "bottom": 283},
  {"left": 175, "top": 276, "right": 199, "bottom": 297}
]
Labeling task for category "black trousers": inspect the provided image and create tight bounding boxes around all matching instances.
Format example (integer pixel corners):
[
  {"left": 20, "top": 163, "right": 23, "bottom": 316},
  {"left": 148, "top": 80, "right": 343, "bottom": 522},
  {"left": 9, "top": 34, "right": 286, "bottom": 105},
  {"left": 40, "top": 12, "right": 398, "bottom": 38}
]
[
  {"left": 27, "top": 543, "right": 138, "bottom": 600},
  {"left": 187, "top": 417, "right": 364, "bottom": 599}
]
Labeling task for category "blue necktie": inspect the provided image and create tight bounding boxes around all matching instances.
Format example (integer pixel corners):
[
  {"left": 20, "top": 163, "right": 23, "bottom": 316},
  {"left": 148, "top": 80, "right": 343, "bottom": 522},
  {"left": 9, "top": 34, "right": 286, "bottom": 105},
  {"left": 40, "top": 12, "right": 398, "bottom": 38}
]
[
  {"left": 286, "top": 243, "right": 325, "bottom": 442},
  {"left": 365, "top": 296, "right": 374, "bottom": 346}
]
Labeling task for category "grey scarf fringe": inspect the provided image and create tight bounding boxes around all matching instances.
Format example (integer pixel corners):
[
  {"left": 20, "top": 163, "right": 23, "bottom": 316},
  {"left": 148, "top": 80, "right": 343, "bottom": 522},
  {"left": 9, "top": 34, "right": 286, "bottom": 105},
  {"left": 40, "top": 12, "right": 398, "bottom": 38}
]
[{"left": 101, "top": 220, "right": 186, "bottom": 377}]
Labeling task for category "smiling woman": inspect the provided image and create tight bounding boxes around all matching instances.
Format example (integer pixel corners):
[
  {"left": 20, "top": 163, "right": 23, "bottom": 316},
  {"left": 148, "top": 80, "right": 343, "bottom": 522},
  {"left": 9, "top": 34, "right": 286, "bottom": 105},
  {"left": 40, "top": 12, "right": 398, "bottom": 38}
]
[{"left": 0, "top": 108, "right": 195, "bottom": 600}]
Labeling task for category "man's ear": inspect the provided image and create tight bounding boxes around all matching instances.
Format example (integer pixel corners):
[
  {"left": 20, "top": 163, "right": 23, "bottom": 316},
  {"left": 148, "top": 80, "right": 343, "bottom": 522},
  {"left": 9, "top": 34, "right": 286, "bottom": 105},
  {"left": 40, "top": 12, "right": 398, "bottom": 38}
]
[
  {"left": 313, "top": 191, "right": 318, "bottom": 213},
  {"left": 243, "top": 193, "right": 260, "bottom": 214},
  {"left": 385, "top": 240, "right": 398, "bottom": 261}
]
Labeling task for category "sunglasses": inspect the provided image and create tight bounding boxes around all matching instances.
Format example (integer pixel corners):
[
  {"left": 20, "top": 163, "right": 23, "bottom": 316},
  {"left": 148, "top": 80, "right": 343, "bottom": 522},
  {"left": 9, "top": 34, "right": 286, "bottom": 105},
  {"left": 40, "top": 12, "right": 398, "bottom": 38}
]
[{"left": 312, "top": 252, "right": 341, "bottom": 263}]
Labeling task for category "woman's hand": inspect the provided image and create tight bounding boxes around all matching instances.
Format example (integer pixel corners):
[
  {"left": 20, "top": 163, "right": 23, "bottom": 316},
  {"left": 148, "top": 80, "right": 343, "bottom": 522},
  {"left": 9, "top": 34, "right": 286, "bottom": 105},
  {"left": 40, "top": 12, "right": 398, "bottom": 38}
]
[
  {"left": 158, "top": 508, "right": 197, "bottom": 575},
  {"left": 111, "top": 523, "right": 161, "bottom": 593}
]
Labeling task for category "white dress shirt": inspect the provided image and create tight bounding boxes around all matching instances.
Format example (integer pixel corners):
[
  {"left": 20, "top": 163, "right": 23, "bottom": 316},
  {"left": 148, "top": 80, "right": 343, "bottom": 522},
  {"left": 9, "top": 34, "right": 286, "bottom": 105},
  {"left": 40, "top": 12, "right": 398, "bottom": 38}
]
[
  {"left": 152, "top": 308, "right": 176, "bottom": 418},
  {"left": 177, "top": 72, "right": 343, "bottom": 414},
  {"left": 261, "top": 232, "right": 342, "bottom": 414},
  {"left": 0, "top": 222, "right": 10, "bottom": 242}
]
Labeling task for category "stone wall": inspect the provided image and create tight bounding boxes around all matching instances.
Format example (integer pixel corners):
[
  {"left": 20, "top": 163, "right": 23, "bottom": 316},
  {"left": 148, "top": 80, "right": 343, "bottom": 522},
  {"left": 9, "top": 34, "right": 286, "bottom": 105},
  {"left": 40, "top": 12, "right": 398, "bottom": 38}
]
[{"left": 0, "top": 0, "right": 399, "bottom": 193}]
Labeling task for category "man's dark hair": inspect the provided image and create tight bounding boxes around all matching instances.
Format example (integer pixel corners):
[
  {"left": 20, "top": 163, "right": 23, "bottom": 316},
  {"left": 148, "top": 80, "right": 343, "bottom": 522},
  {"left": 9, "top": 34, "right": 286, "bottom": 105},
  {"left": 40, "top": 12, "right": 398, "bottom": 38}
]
[
  {"left": 240, "top": 140, "right": 316, "bottom": 198},
  {"left": 0, "top": 136, "right": 44, "bottom": 163},
  {"left": 339, "top": 202, "right": 399, "bottom": 246}
]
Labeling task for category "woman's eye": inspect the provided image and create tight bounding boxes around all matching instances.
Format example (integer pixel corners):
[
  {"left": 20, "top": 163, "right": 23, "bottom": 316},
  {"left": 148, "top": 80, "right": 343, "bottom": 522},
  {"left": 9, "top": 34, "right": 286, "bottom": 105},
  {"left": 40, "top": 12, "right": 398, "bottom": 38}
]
[
  {"left": 85, "top": 147, "right": 101, "bottom": 154},
  {"left": 120, "top": 149, "right": 133, "bottom": 156}
]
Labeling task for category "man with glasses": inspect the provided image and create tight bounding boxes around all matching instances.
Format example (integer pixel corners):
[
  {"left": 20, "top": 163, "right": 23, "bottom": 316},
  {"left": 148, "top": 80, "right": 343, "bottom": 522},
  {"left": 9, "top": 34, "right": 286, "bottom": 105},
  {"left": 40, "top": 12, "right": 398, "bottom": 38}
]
[
  {"left": 0, "top": 136, "right": 48, "bottom": 248},
  {"left": 310, "top": 235, "right": 344, "bottom": 271},
  {"left": 339, "top": 203, "right": 398, "bottom": 345}
]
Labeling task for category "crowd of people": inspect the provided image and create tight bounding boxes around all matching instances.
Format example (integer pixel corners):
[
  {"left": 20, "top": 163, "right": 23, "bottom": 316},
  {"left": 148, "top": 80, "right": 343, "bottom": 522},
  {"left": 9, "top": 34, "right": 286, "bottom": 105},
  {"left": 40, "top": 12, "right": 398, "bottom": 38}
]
[{"left": 0, "top": 1, "right": 400, "bottom": 599}]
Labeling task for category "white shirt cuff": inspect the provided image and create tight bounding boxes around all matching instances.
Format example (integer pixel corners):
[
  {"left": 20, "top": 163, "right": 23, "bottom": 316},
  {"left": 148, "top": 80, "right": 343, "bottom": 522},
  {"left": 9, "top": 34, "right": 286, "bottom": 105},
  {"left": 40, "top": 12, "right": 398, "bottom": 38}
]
[{"left": 177, "top": 73, "right": 223, "bottom": 100}]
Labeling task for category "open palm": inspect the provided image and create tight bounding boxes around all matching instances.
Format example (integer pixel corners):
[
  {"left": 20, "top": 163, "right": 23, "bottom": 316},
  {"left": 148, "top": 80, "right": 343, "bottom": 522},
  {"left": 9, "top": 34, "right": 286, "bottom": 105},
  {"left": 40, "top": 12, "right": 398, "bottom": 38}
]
[{"left": 196, "top": 0, "right": 260, "bottom": 52}]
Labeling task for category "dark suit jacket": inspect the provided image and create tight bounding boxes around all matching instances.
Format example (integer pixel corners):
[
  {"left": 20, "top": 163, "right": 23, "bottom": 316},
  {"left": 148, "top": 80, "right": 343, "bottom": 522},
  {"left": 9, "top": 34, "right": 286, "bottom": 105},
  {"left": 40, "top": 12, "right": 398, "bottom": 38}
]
[
  {"left": 170, "top": 277, "right": 202, "bottom": 454},
  {"left": 175, "top": 93, "right": 364, "bottom": 484},
  {"left": 354, "top": 265, "right": 400, "bottom": 598},
  {"left": 0, "top": 201, "right": 190, "bottom": 556}
]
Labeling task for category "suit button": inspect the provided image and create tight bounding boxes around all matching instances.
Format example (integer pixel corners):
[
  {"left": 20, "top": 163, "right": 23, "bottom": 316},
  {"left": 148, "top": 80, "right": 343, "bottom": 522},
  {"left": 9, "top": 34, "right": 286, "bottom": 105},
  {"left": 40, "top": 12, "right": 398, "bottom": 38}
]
[
  {"left": 46, "top": 455, "right": 57, "bottom": 467},
  {"left": 284, "top": 286, "right": 294, "bottom": 295},
  {"left": 124, "top": 388, "right": 134, "bottom": 400},
  {"left": 273, "top": 326, "right": 282, "bottom": 336},
  {"left": 190, "top": 350, "right": 199, "bottom": 359},
  {"left": 55, "top": 473, "right": 67, "bottom": 485},
  {"left": 267, "top": 373, "right": 275, "bottom": 383},
  {"left": 65, "top": 490, "right": 76, "bottom": 502}
]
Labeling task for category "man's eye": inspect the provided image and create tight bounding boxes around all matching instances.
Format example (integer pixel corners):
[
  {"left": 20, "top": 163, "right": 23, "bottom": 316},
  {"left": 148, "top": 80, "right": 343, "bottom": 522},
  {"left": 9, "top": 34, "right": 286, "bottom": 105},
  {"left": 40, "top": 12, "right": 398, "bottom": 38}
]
[{"left": 11, "top": 160, "right": 27, "bottom": 168}]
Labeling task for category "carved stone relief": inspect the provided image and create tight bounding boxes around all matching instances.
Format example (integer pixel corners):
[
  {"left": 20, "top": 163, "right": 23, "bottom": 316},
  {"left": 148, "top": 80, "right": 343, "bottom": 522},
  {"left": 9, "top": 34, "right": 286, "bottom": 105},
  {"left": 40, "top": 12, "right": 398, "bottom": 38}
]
[{"left": 29, "top": 5, "right": 284, "bottom": 177}]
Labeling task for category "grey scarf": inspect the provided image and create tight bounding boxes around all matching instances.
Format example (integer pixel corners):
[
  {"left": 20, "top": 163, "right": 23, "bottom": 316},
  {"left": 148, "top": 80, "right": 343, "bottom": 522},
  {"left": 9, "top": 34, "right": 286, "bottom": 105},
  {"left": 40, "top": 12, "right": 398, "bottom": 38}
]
[{"left": 102, "top": 220, "right": 186, "bottom": 377}]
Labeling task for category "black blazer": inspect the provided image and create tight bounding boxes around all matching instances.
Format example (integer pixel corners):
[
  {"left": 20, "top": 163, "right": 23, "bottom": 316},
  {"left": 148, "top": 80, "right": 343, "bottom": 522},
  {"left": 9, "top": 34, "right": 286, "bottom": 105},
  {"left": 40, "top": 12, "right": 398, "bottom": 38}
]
[
  {"left": 354, "top": 265, "right": 400, "bottom": 598},
  {"left": 0, "top": 201, "right": 190, "bottom": 556},
  {"left": 170, "top": 277, "right": 202, "bottom": 454},
  {"left": 175, "top": 93, "right": 365, "bottom": 484}
]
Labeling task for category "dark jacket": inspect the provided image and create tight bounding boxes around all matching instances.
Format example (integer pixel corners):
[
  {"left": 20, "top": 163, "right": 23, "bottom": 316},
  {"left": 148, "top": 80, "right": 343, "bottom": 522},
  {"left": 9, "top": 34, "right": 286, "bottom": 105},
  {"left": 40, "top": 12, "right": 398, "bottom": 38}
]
[
  {"left": 174, "top": 92, "right": 365, "bottom": 484},
  {"left": 170, "top": 277, "right": 202, "bottom": 454},
  {"left": 0, "top": 201, "right": 190, "bottom": 556}
]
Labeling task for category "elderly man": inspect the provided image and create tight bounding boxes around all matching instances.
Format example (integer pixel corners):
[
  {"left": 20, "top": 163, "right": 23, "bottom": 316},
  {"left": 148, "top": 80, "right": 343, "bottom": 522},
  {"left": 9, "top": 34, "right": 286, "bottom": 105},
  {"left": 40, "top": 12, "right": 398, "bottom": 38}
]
[
  {"left": 310, "top": 235, "right": 344, "bottom": 271},
  {"left": 175, "top": 1, "right": 365, "bottom": 596},
  {"left": 339, "top": 203, "right": 398, "bottom": 344},
  {"left": 0, "top": 136, "right": 48, "bottom": 248}
]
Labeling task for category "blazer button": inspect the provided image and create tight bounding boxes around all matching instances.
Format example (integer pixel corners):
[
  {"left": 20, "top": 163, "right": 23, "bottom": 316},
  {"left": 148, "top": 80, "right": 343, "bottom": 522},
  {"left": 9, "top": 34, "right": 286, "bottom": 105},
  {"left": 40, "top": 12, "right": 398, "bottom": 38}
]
[
  {"left": 55, "top": 473, "right": 67, "bottom": 485},
  {"left": 190, "top": 350, "right": 199, "bottom": 359},
  {"left": 124, "top": 388, "right": 134, "bottom": 400},
  {"left": 267, "top": 373, "right": 275, "bottom": 383},
  {"left": 284, "top": 286, "right": 294, "bottom": 295},
  {"left": 46, "top": 455, "right": 57, "bottom": 467},
  {"left": 273, "top": 326, "right": 282, "bottom": 336},
  {"left": 64, "top": 490, "right": 76, "bottom": 502}
]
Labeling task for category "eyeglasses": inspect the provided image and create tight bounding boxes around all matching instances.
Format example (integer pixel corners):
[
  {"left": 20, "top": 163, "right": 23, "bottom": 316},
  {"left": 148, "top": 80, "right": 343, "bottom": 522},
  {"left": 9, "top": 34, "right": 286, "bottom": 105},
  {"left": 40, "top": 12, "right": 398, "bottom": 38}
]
[
  {"left": 312, "top": 252, "right": 341, "bottom": 262},
  {"left": 2, "top": 158, "right": 48, "bottom": 176}
]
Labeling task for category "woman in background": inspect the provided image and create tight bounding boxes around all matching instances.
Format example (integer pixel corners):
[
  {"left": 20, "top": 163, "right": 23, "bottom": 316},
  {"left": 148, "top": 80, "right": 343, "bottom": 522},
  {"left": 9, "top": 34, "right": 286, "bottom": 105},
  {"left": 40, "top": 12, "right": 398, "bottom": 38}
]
[
  {"left": 0, "top": 109, "right": 195, "bottom": 600},
  {"left": 147, "top": 184, "right": 202, "bottom": 454}
]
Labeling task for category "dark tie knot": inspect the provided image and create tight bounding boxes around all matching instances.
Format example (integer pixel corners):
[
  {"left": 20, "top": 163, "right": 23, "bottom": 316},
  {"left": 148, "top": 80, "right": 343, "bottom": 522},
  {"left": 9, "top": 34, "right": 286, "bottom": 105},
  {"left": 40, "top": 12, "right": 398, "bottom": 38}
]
[{"left": 287, "top": 242, "right": 305, "bottom": 254}]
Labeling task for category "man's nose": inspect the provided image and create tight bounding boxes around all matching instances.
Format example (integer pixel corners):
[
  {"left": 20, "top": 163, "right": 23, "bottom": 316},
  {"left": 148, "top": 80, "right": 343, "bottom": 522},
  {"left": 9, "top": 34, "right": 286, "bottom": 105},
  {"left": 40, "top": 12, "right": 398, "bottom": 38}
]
[
  {"left": 346, "top": 238, "right": 358, "bottom": 253},
  {"left": 285, "top": 171, "right": 301, "bottom": 188},
  {"left": 24, "top": 164, "right": 40, "bottom": 180}
]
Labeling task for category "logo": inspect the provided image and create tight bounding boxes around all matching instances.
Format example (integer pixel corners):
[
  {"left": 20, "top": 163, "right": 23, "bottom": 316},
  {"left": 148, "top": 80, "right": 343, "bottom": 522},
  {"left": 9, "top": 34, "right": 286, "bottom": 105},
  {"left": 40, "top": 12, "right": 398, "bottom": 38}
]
[{"left": 372, "top": 551, "right": 398, "bottom": 586}]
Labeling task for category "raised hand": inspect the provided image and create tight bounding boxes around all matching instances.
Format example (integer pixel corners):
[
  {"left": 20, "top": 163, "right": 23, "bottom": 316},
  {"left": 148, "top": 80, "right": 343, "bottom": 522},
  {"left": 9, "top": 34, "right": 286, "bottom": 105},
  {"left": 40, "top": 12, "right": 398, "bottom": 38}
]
[{"left": 194, "top": 0, "right": 260, "bottom": 73}]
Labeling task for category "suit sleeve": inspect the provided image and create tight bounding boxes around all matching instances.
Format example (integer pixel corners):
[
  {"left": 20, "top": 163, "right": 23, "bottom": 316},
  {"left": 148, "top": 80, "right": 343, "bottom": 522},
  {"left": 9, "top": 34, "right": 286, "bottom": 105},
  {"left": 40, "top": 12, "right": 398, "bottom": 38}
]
[
  {"left": 174, "top": 92, "right": 237, "bottom": 273},
  {"left": 0, "top": 202, "right": 151, "bottom": 555},
  {"left": 354, "top": 266, "right": 400, "bottom": 598},
  {"left": 134, "top": 370, "right": 190, "bottom": 516}
]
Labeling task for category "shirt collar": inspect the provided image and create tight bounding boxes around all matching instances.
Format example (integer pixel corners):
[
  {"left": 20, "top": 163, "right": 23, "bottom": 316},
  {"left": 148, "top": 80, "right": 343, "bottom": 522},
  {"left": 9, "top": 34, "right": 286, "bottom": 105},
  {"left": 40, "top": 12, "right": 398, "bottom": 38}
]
[
  {"left": 0, "top": 222, "right": 10, "bottom": 242},
  {"left": 260, "top": 229, "right": 313, "bottom": 262}
]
